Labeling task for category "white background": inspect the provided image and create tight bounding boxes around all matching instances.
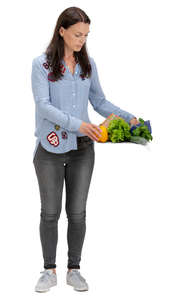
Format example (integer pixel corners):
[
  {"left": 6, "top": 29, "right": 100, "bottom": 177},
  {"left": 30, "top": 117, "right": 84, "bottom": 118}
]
[{"left": 0, "top": 0, "right": 171, "bottom": 299}]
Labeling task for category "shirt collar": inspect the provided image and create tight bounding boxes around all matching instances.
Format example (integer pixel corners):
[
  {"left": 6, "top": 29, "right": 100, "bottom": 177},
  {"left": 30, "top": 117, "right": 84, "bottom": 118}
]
[{"left": 61, "top": 59, "right": 80, "bottom": 79}]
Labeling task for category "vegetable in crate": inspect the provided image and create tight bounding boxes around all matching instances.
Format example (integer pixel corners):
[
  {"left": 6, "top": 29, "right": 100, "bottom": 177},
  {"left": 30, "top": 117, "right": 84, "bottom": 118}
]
[
  {"left": 98, "top": 114, "right": 153, "bottom": 145},
  {"left": 130, "top": 118, "right": 153, "bottom": 142},
  {"left": 97, "top": 113, "right": 120, "bottom": 143},
  {"left": 107, "top": 118, "right": 131, "bottom": 143},
  {"left": 130, "top": 119, "right": 152, "bottom": 134},
  {"left": 95, "top": 125, "right": 108, "bottom": 142}
]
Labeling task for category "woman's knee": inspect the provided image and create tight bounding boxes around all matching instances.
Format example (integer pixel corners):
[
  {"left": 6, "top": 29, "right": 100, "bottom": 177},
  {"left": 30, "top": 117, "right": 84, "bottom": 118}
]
[
  {"left": 66, "top": 210, "right": 86, "bottom": 223},
  {"left": 40, "top": 210, "right": 61, "bottom": 224}
]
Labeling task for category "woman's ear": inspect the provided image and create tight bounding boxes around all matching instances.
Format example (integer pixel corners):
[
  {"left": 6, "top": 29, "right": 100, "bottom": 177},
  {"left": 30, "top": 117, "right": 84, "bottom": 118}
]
[{"left": 59, "top": 26, "right": 65, "bottom": 37}]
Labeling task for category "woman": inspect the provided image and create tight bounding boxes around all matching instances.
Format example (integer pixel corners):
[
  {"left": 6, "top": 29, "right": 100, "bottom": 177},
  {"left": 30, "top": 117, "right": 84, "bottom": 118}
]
[{"left": 31, "top": 6, "right": 139, "bottom": 293}]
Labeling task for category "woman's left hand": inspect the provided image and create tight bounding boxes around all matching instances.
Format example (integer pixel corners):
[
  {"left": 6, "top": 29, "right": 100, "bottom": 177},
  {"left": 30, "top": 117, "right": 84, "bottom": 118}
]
[{"left": 129, "top": 117, "right": 140, "bottom": 126}]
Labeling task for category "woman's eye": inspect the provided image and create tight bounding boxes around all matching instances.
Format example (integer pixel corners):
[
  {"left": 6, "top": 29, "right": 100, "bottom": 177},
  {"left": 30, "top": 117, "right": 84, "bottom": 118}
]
[{"left": 75, "top": 35, "right": 88, "bottom": 38}]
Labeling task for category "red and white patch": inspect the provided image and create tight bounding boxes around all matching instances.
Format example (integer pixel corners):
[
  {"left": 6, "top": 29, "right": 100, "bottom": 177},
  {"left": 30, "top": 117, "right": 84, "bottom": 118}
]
[
  {"left": 47, "top": 132, "right": 59, "bottom": 147},
  {"left": 48, "top": 72, "right": 57, "bottom": 82},
  {"left": 59, "top": 63, "right": 66, "bottom": 74}
]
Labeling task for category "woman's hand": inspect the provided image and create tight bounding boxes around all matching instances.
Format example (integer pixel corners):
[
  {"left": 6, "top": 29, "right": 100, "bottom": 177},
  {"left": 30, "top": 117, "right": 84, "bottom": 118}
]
[
  {"left": 79, "top": 121, "right": 102, "bottom": 141},
  {"left": 129, "top": 117, "right": 140, "bottom": 126}
]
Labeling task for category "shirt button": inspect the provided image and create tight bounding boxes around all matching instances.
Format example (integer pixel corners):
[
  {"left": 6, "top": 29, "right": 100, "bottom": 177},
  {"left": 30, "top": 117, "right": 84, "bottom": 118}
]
[
  {"left": 73, "top": 105, "right": 76, "bottom": 108},
  {"left": 54, "top": 124, "right": 60, "bottom": 130},
  {"left": 72, "top": 93, "right": 75, "bottom": 96}
]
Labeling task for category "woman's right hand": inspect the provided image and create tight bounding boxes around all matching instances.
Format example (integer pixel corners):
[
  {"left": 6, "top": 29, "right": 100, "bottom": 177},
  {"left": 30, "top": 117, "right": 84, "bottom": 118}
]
[{"left": 78, "top": 121, "right": 102, "bottom": 142}]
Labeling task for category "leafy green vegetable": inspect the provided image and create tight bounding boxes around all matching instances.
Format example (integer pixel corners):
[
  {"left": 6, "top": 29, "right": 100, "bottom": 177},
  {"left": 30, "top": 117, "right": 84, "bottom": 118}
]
[
  {"left": 107, "top": 118, "right": 131, "bottom": 142},
  {"left": 131, "top": 118, "right": 153, "bottom": 141},
  {"left": 107, "top": 117, "right": 153, "bottom": 144}
]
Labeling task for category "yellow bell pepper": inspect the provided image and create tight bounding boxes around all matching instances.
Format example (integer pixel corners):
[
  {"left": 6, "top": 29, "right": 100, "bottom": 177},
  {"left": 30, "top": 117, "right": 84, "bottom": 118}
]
[{"left": 96, "top": 125, "right": 108, "bottom": 142}]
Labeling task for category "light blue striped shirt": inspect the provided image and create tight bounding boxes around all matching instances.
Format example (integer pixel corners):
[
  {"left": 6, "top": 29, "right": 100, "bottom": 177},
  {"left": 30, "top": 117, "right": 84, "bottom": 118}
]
[{"left": 31, "top": 52, "right": 136, "bottom": 159}]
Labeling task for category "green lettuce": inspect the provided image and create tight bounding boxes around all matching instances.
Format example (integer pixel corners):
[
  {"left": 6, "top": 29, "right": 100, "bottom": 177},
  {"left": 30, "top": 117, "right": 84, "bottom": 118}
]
[
  {"left": 107, "top": 118, "right": 131, "bottom": 143},
  {"left": 107, "top": 117, "right": 153, "bottom": 144}
]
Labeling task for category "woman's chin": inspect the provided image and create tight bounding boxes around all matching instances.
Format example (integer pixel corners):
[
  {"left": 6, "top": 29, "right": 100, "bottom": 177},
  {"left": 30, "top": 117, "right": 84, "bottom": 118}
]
[{"left": 74, "top": 46, "right": 82, "bottom": 51}]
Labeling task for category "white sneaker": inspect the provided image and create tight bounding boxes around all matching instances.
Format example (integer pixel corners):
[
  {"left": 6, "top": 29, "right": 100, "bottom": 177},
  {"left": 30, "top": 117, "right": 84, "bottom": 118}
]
[
  {"left": 35, "top": 269, "right": 57, "bottom": 292},
  {"left": 66, "top": 269, "right": 89, "bottom": 291}
]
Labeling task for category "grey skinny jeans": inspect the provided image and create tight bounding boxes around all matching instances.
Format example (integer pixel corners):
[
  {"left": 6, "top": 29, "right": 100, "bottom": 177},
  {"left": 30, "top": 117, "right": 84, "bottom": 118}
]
[{"left": 33, "top": 136, "right": 95, "bottom": 270}]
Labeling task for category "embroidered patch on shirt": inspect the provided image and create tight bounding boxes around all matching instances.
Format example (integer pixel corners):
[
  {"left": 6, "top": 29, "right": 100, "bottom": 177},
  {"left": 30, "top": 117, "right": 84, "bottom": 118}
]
[
  {"left": 48, "top": 72, "right": 57, "bottom": 82},
  {"left": 54, "top": 124, "right": 60, "bottom": 130},
  {"left": 61, "top": 131, "right": 68, "bottom": 139},
  {"left": 59, "top": 63, "right": 66, "bottom": 74},
  {"left": 47, "top": 132, "right": 59, "bottom": 147},
  {"left": 80, "top": 73, "right": 85, "bottom": 80},
  {"left": 42, "top": 61, "right": 49, "bottom": 70}
]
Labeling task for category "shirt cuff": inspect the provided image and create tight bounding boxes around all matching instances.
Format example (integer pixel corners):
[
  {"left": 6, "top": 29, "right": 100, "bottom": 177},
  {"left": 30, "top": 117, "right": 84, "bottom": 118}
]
[
  {"left": 70, "top": 118, "right": 83, "bottom": 132},
  {"left": 125, "top": 114, "right": 137, "bottom": 124}
]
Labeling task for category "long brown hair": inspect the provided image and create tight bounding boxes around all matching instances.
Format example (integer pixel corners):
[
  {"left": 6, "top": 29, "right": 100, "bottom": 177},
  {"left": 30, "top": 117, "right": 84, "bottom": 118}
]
[{"left": 44, "top": 7, "right": 92, "bottom": 81}]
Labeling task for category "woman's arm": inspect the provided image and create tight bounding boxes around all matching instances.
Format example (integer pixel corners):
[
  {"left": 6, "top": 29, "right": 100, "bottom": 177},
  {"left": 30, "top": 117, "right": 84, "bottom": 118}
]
[
  {"left": 31, "top": 57, "right": 82, "bottom": 132},
  {"left": 88, "top": 57, "right": 136, "bottom": 124}
]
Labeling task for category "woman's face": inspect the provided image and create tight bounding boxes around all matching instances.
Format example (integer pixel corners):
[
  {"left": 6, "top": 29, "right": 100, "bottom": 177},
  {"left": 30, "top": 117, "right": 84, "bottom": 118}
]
[{"left": 59, "top": 22, "right": 90, "bottom": 52}]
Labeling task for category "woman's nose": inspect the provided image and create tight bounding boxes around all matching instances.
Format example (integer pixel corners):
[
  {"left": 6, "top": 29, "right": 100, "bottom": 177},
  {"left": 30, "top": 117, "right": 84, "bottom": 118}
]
[{"left": 80, "top": 37, "right": 86, "bottom": 43}]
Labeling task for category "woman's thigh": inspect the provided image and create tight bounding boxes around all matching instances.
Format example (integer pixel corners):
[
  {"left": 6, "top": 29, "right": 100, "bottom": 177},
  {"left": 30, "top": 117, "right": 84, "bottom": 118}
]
[
  {"left": 64, "top": 143, "right": 95, "bottom": 214},
  {"left": 33, "top": 142, "right": 65, "bottom": 214}
]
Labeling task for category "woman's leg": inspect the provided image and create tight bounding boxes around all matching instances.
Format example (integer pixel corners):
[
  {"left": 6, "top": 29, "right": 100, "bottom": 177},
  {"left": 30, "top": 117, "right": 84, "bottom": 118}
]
[
  {"left": 33, "top": 142, "right": 65, "bottom": 270},
  {"left": 64, "top": 143, "right": 95, "bottom": 270}
]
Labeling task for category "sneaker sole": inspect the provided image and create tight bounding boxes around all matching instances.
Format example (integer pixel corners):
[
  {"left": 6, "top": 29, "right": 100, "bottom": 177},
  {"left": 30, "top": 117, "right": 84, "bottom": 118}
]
[
  {"left": 35, "top": 288, "right": 50, "bottom": 293},
  {"left": 35, "top": 282, "right": 57, "bottom": 292},
  {"left": 66, "top": 281, "right": 89, "bottom": 291}
]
